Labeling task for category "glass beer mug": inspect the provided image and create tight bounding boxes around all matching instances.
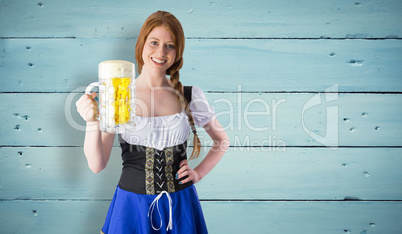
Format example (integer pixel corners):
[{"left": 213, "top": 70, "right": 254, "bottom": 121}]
[{"left": 85, "top": 60, "right": 136, "bottom": 133}]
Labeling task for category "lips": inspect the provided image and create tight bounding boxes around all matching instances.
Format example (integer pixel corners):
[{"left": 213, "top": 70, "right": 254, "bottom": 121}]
[{"left": 151, "top": 57, "right": 167, "bottom": 64}]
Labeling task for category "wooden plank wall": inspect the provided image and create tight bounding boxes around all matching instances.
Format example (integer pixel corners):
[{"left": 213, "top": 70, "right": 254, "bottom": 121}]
[{"left": 1, "top": 0, "right": 402, "bottom": 233}]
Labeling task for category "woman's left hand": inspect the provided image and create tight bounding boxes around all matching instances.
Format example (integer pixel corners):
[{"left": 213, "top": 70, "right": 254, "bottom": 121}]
[{"left": 176, "top": 160, "right": 201, "bottom": 184}]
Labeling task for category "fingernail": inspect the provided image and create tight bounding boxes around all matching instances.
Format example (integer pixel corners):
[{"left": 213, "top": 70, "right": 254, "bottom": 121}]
[
  {"left": 179, "top": 181, "right": 182, "bottom": 184},
  {"left": 95, "top": 97, "right": 99, "bottom": 101}
]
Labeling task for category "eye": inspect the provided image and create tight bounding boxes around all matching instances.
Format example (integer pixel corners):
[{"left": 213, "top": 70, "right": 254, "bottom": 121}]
[
  {"left": 151, "top": 41, "right": 158, "bottom": 46},
  {"left": 167, "top": 44, "right": 175, "bottom": 49}
]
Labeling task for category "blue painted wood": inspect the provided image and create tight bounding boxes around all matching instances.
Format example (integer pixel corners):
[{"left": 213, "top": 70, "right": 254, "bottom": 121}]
[
  {"left": 1, "top": 93, "right": 401, "bottom": 147},
  {"left": 203, "top": 201, "right": 402, "bottom": 234},
  {"left": 1, "top": 39, "right": 402, "bottom": 92},
  {"left": 1, "top": 200, "right": 401, "bottom": 234},
  {"left": 1, "top": 147, "right": 401, "bottom": 200},
  {"left": 1, "top": 0, "right": 401, "bottom": 38},
  {"left": 1, "top": 0, "right": 401, "bottom": 233}
]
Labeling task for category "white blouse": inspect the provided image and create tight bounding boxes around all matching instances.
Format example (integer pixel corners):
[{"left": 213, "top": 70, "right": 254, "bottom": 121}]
[{"left": 121, "top": 86, "right": 216, "bottom": 150}]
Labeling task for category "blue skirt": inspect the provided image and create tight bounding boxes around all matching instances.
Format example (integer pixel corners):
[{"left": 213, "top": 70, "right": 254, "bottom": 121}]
[{"left": 101, "top": 185, "right": 208, "bottom": 234}]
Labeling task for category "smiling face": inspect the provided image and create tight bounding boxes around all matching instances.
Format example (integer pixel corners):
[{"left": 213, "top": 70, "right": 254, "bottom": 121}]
[
  {"left": 135, "top": 11, "right": 185, "bottom": 76},
  {"left": 141, "top": 26, "right": 176, "bottom": 75}
]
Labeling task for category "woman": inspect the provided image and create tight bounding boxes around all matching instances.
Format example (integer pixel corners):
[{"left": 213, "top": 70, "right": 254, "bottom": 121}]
[{"left": 76, "top": 11, "right": 229, "bottom": 234}]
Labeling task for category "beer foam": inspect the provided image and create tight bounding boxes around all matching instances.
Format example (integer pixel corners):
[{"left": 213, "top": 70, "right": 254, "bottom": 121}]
[{"left": 99, "top": 60, "right": 135, "bottom": 79}]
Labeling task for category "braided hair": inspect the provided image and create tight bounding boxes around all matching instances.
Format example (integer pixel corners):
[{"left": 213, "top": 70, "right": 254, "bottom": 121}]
[{"left": 135, "top": 11, "right": 201, "bottom": 160}]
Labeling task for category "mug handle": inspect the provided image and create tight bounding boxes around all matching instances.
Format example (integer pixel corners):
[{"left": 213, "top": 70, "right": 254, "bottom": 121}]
[
  {"left": 85, "top": 82, "right": 102, "bottom": 122},
  {"left": 85, "top": 82, "right": 100, "bottom": 95}
]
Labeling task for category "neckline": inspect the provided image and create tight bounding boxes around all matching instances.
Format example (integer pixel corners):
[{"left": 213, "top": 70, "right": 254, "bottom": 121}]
[{"left": 135, "top": 109, "right": 185, "bottom": 118}]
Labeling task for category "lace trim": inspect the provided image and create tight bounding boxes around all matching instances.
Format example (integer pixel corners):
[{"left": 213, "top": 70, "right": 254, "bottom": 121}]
[
  {"left": 164, "top": 147, "right": 175, "bottom": 193},
  {"left": 145, "top": 147, "right": 155, "bottom": 195}
]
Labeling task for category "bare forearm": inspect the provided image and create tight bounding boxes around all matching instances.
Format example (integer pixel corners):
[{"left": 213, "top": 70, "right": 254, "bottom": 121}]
[
  {"left": 83, "top": 122, "right": 110, "bottom": 173},
  {"left": 194, "top": 139, "right": 229, "bottom": 179}
]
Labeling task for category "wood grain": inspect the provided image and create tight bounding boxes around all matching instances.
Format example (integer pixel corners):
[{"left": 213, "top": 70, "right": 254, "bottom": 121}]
[
  {"left": 1, "top": 0, "right": 401, "bottom": 233},
  {"left": 1, "top": 200, "right": 401, "bottom": 234},
  {"left": 1, "top": 0, "right": 401, "bottom": 38},
  {"left": 1, "top": 147, "right": 401, "bottom": 200},
  {"left": 1, "top": 39, "right": 401, "bottom": 92},
  {"left": 0, "top": 93, "right": 401, "bottom": 147}
]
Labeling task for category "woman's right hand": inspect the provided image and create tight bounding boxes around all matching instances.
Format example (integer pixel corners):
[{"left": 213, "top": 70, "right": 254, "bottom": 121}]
[{"left": 76, "top": 93, "right": 99, "bottom": 122}]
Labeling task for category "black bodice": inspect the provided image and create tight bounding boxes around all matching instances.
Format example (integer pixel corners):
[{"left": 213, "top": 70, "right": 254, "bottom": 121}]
[{"left": 118, "top": 136, "right": 192, "bottom": 195}]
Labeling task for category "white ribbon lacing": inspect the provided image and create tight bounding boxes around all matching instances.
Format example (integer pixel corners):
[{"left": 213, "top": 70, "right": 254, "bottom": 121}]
[{"left": 147, "top": 191, "right": 173, "bottom": 231}]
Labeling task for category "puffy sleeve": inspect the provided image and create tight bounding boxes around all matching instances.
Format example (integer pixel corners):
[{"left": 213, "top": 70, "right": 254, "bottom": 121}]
[{"left": 189, "top": 86, "right": 216, "bottom": 127}]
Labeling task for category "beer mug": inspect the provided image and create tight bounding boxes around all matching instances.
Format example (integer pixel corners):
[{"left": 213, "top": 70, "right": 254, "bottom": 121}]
[{"left": 85, "top": 60, "right": 136, "bottom": 133}]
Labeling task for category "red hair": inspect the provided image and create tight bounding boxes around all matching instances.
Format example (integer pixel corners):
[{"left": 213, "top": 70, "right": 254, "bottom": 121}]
[
  {"left": 135, "top": 11, "right": 201, "bottom": 160},
  {"left": 135, "top": 11, "right": 185, "bottom": 76}
]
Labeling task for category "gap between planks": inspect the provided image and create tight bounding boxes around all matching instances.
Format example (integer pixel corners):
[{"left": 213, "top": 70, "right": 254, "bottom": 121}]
[
  {"left": 1, "top": 91, "right": 402, "bottom": 94},
  {"left": 1, "top": 146, "right": 402, "bottom": 148},
  {"left": 0, "top": 198, "right": 401, "bottom": 202},
  {"left": 1, "top": 37, "right": 402, "bottom": 40}
]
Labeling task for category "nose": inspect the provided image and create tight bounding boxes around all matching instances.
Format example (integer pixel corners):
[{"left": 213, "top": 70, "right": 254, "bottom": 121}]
[{"left": 156, "top": 45, "right": 166, "bottom": 57}]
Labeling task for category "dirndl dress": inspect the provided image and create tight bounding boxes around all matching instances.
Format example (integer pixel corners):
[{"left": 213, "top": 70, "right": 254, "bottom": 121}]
[
  {"left": 101, "top": 185, "right": 207, "bottom": 234},
  {"left": 100, "top": 86, "right": 216, "bottom": 234}
]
